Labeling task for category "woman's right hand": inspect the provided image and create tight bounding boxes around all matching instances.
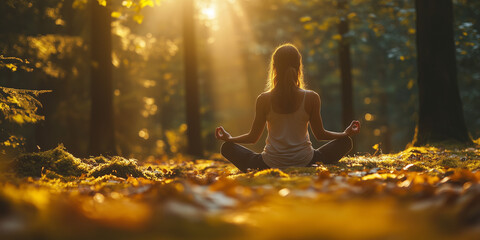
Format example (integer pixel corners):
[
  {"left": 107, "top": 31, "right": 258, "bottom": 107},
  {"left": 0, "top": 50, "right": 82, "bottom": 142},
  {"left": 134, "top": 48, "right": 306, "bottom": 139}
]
[
  {"left": 344, "top": 120, "right": 361, "bottom": 136},
  {"left": 215, "top": 126, "right": 232, "bottom": 141}
]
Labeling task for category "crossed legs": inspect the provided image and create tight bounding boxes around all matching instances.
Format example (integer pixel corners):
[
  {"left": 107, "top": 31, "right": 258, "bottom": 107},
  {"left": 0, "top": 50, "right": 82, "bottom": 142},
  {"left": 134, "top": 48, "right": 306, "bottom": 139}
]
[
  {"left": 308, "top": 136, "right": 353, "bottom": 165},
  {"left": 220, "top": 142, "right": 270, "bottom": 172},
  {"left": 220, "top": 136, "right": 353, "bottom": 172}
]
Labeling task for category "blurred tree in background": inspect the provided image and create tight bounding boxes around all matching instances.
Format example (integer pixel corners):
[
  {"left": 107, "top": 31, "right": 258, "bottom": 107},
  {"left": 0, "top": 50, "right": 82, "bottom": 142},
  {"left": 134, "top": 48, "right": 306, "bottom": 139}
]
[
  {"left": 182, "top": 0, "right": 203, "bottom": 157},
  {"left": 413, "top": 0, "right": 472, "bottom": 146},
  {"left": 89, "top": 0, "right": 116, "bottom": 156}
]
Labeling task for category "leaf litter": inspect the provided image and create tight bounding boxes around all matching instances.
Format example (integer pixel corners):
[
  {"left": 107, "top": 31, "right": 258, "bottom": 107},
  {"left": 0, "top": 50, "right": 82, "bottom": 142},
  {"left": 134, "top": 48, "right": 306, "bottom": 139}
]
[{"left": 1, "top": 145, "right": 480, "bottom": 239}]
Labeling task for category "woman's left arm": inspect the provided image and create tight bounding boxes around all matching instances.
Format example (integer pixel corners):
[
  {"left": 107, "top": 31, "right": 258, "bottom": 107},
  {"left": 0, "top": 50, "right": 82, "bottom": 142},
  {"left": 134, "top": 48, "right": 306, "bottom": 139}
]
[{"left": 215, "top": 94, "right": 267, "bottom": 144}]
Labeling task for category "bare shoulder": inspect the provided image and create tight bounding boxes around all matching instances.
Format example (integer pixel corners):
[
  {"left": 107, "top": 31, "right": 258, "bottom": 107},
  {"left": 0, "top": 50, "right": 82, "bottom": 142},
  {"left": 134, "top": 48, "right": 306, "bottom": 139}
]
[
  {"left": 305, "top": 89, "right": 319, "bottom": 97},
  {"left": 304, "top": 89, "right": 320, "bottom": 103},
  {"left": 257, "top": 91, "right": 270, "bottom": 103},
  {"left": 256, "top": 92, "right": 270, "bottom": 111},
  {"left": 258, "top": 91, "right": 270, "bottom": 98},
  {"left": 304, "top": 89, "right": 320, "bottom": 114}
]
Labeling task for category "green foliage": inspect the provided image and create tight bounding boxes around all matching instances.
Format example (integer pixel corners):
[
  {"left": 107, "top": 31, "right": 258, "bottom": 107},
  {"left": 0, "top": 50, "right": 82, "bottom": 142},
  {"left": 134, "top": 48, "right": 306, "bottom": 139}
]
[
  {"left": 0, "top": 56, "right": 50, "bottom": 149},
  {"left": 73, "top": 0, "right": 162, "bottom": 24},
  {"left": 0, "top": 87, "right": 50, "bottom": 125},
  {"left": 454, "top": 2, "right": 480, "bottom": 138},
  {"left": 0, "top": 55, "right": 33, "bottom": 72}
]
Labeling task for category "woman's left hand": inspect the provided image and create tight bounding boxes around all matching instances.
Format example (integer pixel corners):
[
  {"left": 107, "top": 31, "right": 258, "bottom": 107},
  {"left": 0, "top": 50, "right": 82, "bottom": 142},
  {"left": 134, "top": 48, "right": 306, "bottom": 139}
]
[
  {"left": 215, "top": 126, "right": 232, "bottom": 141},
  {"left": 344, "top": 120, "right": 361, "bottom": 136}
]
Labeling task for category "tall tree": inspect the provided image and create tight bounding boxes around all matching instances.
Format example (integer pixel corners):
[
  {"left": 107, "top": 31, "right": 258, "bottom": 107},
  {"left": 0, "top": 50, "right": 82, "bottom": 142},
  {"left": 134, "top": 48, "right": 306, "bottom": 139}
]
[
  {"left": 89, "top": 0, "right": 116, "bottom": 155},
  {"left": 412, "top": 0, "right": 472, "bottom": 146},
  {"left": 337, "top": 0, "right": 354, "bottom": 129},
  {"left": 182, "top": 0, "right": 203, "bottom": 157}
]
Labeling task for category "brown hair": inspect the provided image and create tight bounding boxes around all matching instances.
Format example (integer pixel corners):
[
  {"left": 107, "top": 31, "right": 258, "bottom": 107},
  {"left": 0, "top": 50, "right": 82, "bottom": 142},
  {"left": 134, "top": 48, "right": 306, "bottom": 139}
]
[{"left": 266, "top": 43, "right": 306, "bottom": 112}]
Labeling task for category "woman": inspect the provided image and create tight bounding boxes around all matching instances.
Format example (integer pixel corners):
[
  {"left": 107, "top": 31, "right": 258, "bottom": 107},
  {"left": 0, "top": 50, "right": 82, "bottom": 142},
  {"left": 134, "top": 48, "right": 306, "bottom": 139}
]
[{"left": 215, "top": 43, "right": 360, "bottom": 172}]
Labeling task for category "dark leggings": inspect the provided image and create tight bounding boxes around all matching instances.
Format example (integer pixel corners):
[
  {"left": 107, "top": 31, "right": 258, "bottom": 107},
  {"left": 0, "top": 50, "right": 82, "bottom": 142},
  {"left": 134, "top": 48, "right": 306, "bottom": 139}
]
[{"left": 220, "top": 136, "right": 353, "bottom": 172}]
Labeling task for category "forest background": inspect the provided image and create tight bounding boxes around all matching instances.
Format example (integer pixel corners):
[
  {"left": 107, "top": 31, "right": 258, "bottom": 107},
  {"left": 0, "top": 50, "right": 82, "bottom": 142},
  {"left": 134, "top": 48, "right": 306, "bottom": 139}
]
[{"left": 1, "top": 0, "right": 479, "bottom": 159}]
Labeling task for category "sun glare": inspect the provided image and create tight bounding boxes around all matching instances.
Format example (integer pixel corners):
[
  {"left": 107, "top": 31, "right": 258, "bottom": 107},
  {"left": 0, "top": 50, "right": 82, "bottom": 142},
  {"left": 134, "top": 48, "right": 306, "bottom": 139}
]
[{"left": 201, "top": 5, "right": 217, "bottom": 20}]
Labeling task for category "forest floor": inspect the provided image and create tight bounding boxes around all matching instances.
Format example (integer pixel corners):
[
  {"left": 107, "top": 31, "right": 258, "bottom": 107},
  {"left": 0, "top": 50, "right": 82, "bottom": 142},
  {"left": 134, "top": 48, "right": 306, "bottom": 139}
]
[{"left": 1, "top": 144, "right": 480, "bottom": 240}]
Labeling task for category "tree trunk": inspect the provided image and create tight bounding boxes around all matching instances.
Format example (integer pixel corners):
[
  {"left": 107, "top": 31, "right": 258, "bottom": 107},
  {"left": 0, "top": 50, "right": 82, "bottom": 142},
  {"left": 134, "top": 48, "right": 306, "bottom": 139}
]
[
  {"left": 182, "top": 0, "right": 203, "bottom": 157},
  {"left": 413, "top": 0, "right": 472, "bottom": 146},
  {"left": 337, "top": 0, "right": 354, "bottom": 130},
  {"left": 337, "top": 0, "right": 355, "bottom": 153},
  {"left": 89, "top": 0, "right": 116, "bottom": 155}
]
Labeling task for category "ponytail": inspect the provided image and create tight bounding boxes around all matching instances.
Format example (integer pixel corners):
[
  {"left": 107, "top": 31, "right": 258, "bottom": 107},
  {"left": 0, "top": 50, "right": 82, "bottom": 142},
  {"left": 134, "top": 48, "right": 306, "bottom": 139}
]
[
  {"left": 266, "top": 44, "right": 306, "bottom": 112},
  {"left": 273, "top": 67, "right": 298, "bottom": 112}
]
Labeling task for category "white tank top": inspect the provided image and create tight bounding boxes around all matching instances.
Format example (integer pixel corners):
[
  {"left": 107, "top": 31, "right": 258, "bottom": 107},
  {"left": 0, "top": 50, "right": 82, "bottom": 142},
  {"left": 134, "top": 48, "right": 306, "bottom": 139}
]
[{"left": 261, "top": 90, "right": 314, "bottom": 168}]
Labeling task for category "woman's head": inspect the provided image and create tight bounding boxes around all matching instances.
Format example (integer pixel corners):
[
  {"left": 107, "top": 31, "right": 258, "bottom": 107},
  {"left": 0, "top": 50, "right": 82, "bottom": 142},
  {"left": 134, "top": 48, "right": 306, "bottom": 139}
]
[{"left": 266, "top": 43, "right": 305, "bottom": 91}]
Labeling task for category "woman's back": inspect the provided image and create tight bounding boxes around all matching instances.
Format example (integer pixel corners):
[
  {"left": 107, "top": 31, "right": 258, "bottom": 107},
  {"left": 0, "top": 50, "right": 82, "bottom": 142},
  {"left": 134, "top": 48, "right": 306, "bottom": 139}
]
[
  {"left": 216, "top": 43, "right": 359, "bottom": 172},
  {"left": 261, "top": 89, "right": 314, "bottom": 168}
]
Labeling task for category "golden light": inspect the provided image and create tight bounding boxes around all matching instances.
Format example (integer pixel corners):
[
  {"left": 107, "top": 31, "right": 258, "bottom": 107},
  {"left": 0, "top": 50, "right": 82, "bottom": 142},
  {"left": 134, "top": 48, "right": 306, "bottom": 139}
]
[
  {"left": 201, "top": 0, "right": 264, "bottom": 145},
  {"left": 364, "top": 97, "right": 371, "bottom": 104},
  {"left": 197, "top": 1, "right": 219, "bottom": 31},
  {"left": 373, "top": 129, "right": 381, "bottom": 136},
  {"left": 200, "top": 5, "right": 217, "bottom": 20},
  {"left": 156, "top": 140, "right": 165, "bottom": 148},
  {"left": 122, "top": 0, "right": 133, "bottom": 8},
  {"left": 364, "top": 113, "right": 374, "bottom": 121},
  {"left": 138, "top": 128, "right": 150, "bottom": 140},
  {"left": 278, "top": 188, "right": 290, "bottom": 197}
]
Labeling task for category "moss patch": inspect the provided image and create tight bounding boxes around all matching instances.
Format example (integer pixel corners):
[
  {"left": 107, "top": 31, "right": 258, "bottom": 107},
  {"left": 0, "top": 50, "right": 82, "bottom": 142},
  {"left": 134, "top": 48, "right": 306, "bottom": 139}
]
[
  {"left": 88, "top": 157, "right": 145, "bottom": 178},
  {"left": 14, "top": 145, "right": 90, "bottom": 177},
  {"left": 82, "top": 155, "right": 109, "bottom": 165},
  {"left": 13, "top": 146, "right": 146, "bottom": 179}
]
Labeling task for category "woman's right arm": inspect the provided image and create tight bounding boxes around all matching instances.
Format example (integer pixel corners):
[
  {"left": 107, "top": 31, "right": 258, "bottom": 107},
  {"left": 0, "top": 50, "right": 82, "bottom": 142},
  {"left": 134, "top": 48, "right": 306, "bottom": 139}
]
[
  {"left": 215, "top": 93, "right": 267, "bottom": 144},
  {"left": 309, "top": 92, "right": 360, "bottom": 141}
]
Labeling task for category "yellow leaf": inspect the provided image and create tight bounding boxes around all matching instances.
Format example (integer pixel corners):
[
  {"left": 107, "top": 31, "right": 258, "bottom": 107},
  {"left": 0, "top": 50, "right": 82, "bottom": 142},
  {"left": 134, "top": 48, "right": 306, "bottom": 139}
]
[
  {"left": 332, "top": 34, "right": 342, "bottom": 41},
  {"left": 8, "top": 96, "right": 19, "bottom": 104},
  {"left": 0, "top": 103, "right": 10, "bottom": 111},
  {"left": 111, "top": 11, "right": 121, "bottom": 18},
  {"left": 300, "top": 16, "right": 311, "bottom": 22},
  {"left": 140, "top": 0, "right": 154, "bottom": 8},
  {"left": 407, "top": 79, "right": 414, "bottom": 89},
  {"left": 133, "top": 14, "right": 144, "bottom": 24},
  {"left": 12, "top": 114, "right": 25, "bottom": 124},
  {"left": 372, "top": 143, "right": 379, "bottom": 151},
  {"left": 6, "top": 63, "right": 17, "bottom": 72},
  {"left": 73, "top": 0, "right": 88, "bottom": 9},
  {"left": 347, "top": 12, "right": 357, "bottom": 20},
  {"left": 362, "top": 173, "right": 397, "bottom": 180},
  {"left": 97, "top": 0, "right": 107, "bottom": 6},
  {"left": 122, "top": 0, "right": 133, "bottom": 8},
  {"left": 303, "top": 23, "right": 314, "bottom": 31}
]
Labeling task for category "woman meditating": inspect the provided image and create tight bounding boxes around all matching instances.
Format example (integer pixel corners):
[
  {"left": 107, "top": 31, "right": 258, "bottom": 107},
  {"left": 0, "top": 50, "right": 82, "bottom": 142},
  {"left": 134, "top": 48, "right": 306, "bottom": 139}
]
[{"left": 215, "top": 43, "right": 360, "bottom": 172}]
